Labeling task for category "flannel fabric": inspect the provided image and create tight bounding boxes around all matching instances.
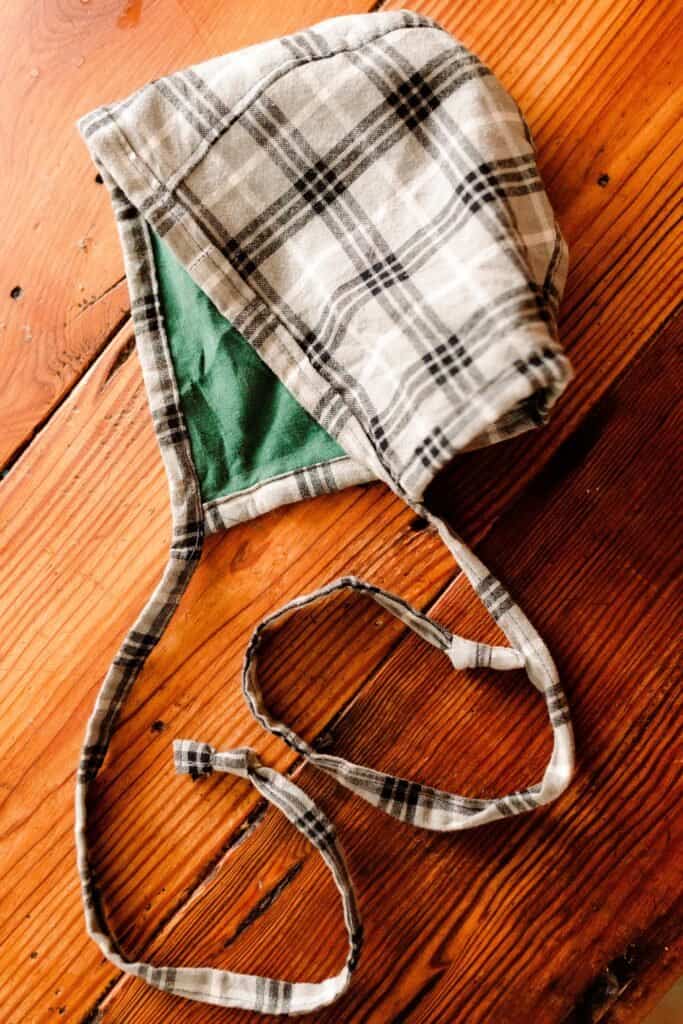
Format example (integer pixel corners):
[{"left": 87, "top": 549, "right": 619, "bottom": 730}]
[{"left": 76, "top": 9, "right": 575, "bottom": 1015}]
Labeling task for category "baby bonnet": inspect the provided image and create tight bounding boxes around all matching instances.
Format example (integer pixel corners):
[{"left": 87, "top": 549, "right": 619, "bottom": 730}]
[{"left": 76, "top": 10, "right": 574, "bottom": 1014}]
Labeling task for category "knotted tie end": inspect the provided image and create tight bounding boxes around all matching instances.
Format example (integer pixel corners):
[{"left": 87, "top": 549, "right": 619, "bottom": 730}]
[
  {"left": 173, "top": 739, "right": 260, "bottom": 779},
  {"left": 448, "top": 635, "right": 525, "bottom": 671}
]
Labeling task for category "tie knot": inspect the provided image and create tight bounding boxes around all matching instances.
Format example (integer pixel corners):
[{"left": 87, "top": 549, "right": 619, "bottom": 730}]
[
  {"left": 173, "top": 739, "right": 215, "bottom": 777},
  {"left": 173, "top": 739, "right": 262, "bottom": 779}
]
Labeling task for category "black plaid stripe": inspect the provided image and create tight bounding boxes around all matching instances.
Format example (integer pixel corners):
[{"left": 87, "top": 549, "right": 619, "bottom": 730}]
[
  {"left": 475, "top": 574, "right": 514, "bottom": 621},
  {"left": 281, "top": 33, "right": 318, "bottom": 62},
  {"left": 115, "top": 628, "right": 158, "bottom": 667},
  {"left": 293, "top": 158, "right": 347, "bottom": 213},
  {"left": 494, "top": 797, "right": 517, "bottom": 817},
  {"left": 542, "top": 221, "right": 565, "bottom": 308},
  {"left": 455, "top": 285, "right": 551, "bottom": 355},
  {"left": 348, "top": 924, "right": 364, "bottom": 971},
  {"left": 222, "top": 237, "right": 258, "bottom": 276},
  {"left": 359, "top": 253, "right": 410, "bottom": 296},
  {"left": 143, "top": 964, "right": 179, "bottom": 990},
  {"left": 78, "top": 742, "right": 110, "bottom": 783},
  {"left": 312, "top": 388, "right": 352, "bottom": 439},
  {"left": 151, "top": 400, "right": 190, "bottom": 447},
  {"left": 278, "top": 979, "right": 294, "bottom": 1014},
  {"left": 139, "top": 181, "right": 183, "bottom": 239},
  {"left": 379, "top": 774, "right": 423, "bottom": 824},
  {"left": 414, "top": 425, "right": 455, "bottom": 471},
  {"left": 495, "top": 790, "right": 539, "bottom": 817},
  {"left": 79, "top": 92, "right": 140, "bottom": 141},
  {"left": 298, "top": 328, "right": 334, "bottom": 371},
  {"left": 295, "top": 807, "right": 337, "bottom": 852},
  {"left": 182, "top": 742, "right": 214, "bottom": 777},
  {"left": 454, "top": 156, "right": 545, "bottom": 215},
  {"left": 130, "top": 293, "right": 160, "bottom": 328},
  {"left": 450, "top": 794, "right": 490, "bottom": 815},
  {"left": 160, "top": 69, "right": 232, "bottom": 143},
  {"left": 546, "top": 684, "right": 571, "bottom": 727},
  {"left": 421, "top": 336, "right": 473, "bottom": 386},
  {"left": 368, "top": 414, "right": 390, "bottom": 454},
  {"left": 154, "top": 79, "right": 222, "bottom": 141},
  {"left": 386, "top": 69, "right": 442, "bottom": 129},
  {"left": 514, "top": 344, "right": 563, "bottom": 388},
  {"left": 172, "top": 519, "right": 205, "bottom": 555}
]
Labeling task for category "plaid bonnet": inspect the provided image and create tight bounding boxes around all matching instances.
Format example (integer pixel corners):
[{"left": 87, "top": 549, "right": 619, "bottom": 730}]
[{"left": 76, "top": 9, "right": 575, "bottom": 1015}]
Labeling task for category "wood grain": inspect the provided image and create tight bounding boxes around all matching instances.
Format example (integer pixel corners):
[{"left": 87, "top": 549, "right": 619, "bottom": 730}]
[
  {"left": 0, "top": 0, "right": 374, "bottom": 471},
  {"left": 0, "top": 323, "right": 450, "bottom": 1021},
  {"left": 98, "top": 318, "right": 683, "bottom": 1024},
  {"left": 0, "top": 1, "right": 680, "bottom": 1022}
]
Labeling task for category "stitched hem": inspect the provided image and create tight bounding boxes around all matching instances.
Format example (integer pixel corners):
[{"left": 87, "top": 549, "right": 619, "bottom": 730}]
[
  {"left": 76, "top": 12, "right": 443, "bottom": 502},
  {"left": 203, "top": 455, "right": 377, "bottom": 533}
]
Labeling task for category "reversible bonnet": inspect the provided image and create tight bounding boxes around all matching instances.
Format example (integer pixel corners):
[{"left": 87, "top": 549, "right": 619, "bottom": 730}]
[{"left": 76, "top": 9, "right": 575, "bottom": 1015}]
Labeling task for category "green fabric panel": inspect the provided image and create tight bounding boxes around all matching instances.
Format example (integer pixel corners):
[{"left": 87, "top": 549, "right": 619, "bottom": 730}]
[{"left": 150, "top": 229, "right": 345, "bottom": 504}]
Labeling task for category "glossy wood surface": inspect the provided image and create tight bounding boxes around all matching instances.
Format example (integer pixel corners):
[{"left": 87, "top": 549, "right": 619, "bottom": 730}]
[{"left": 0, "top": 1, "right": 680, "bottom": 1021}]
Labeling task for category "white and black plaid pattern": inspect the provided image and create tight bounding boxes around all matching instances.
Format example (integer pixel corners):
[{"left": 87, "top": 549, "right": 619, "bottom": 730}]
[
  {"left": 73, "top": 188, "right": 364, "bottom": 1015},
  {"left": 238, "top": 509, "right": 574, "bottom": 831},
  {"left": 204, "top": 455, "right": 375, "bottom": 534},
  {"left": 171, "top": 742, "right": 363, "bottom": 1011},
  {"left": 79, "top": 8, "right": 571, "bottom": 504},
  {"left": 75, "top": 10, "right": 575, "bottom": 1015}
]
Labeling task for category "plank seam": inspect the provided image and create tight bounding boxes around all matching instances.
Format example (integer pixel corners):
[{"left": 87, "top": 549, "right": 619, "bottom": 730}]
[{"left": 1, "top": 309, "right": 131, "bottom": 479}]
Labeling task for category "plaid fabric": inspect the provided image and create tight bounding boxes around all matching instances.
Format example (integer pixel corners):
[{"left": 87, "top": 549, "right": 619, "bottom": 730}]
[
  {"left": 73, "top": 187, "right": 363, "bottom": 1015},
  {"left": 240, "top": 512, "right": 574, "bottom": 831},
  {"left": 79, "top": 8, "right": 571, "bottom": 505},
  {"left": 171, "top": 742, "right": 363, "bottom": 1011},
  {"left": 75, "top": 9, "right": 575, "bottom": 1015},
  {"left": 204, "top": 454, "right": 375, "bottom": 533}
]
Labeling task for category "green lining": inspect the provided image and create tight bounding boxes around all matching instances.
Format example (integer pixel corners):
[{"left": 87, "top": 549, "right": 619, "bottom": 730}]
[{"left": 150, "top": 229, "right": 345, "bottom": 504}]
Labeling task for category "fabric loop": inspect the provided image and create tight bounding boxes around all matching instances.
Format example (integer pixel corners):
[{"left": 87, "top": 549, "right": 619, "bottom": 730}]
[
  {"left": 171, "top": 738, "right": 364, "bottom": 1011},
  {"left": 75, "top": 547, "right": 363, "bottom": 1015},
  {"left": 240, "top": 508, "right": 574, "bottom": 832}
]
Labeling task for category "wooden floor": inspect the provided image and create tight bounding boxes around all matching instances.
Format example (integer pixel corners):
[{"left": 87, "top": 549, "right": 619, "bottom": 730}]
[{"left": 1, "top": 1, "right": 681, "bottom": 1022}]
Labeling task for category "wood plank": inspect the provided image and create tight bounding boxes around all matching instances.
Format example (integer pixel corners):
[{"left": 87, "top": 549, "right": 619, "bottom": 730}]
[
  {"left": 0, "top": 323, "right": 447, "bottom": 1023},
  {"left": 98, "top": 318, "right": 683, "bottom": 1023},
  {"left": 0, "top": 1, "right": 679, "bottom": 1022},
  {"left": 0, "top": 0, "right": 374, "bottom": 471}
]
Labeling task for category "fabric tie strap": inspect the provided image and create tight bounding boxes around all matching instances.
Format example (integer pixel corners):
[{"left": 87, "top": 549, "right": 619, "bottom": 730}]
[
  {"left": 75, "top": 504, "right": 573, "bottom": 1014},
  {"left": 170, "top": 739, "right": 363, "bottom": 1012},
  {"left": 229, "top": 505, "right": 573, "bottom": 832}
]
